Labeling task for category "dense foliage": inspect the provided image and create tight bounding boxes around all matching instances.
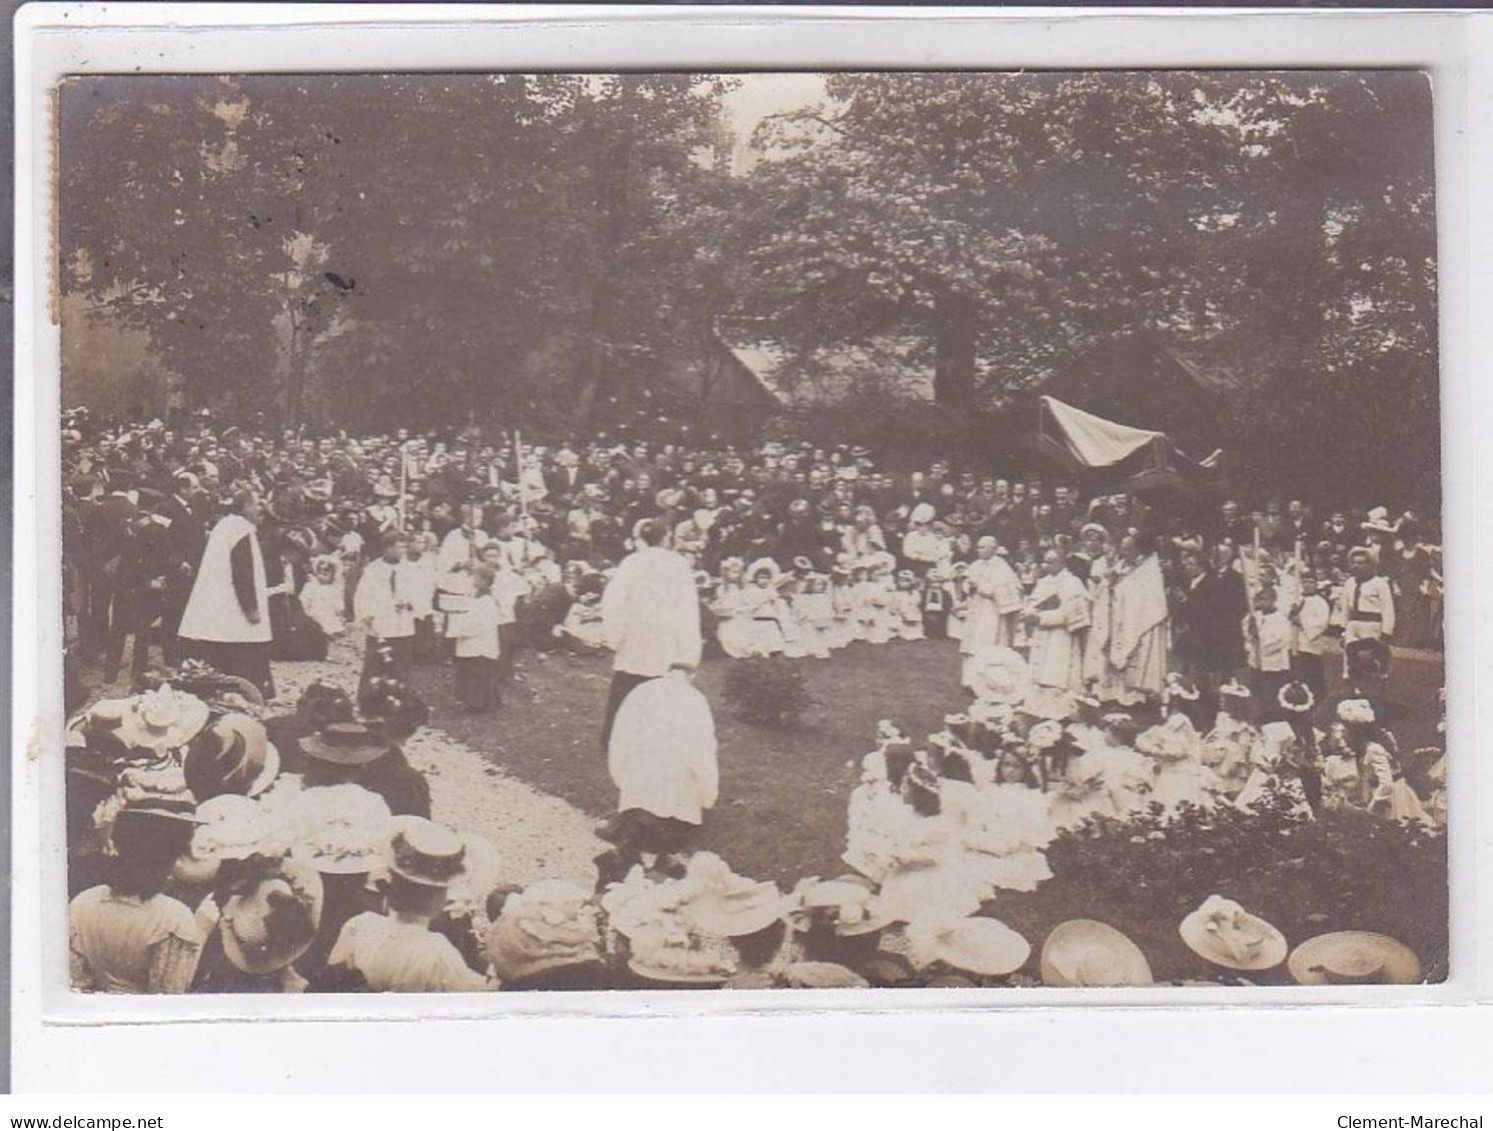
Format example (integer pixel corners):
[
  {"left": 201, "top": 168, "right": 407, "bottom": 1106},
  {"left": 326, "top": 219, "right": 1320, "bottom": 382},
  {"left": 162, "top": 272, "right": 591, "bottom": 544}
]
[
  {"left": 1017, "top": 788, "right": 1449, "bottom": 983},
  {"left": 61, "top": 71, "right": 1438, "bottom": 498}
]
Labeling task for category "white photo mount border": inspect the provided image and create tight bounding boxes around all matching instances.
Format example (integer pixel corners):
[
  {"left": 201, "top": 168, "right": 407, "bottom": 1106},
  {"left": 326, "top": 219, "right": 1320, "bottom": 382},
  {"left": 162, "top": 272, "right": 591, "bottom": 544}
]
[{"left": 12, "top": 1, "right": 1493, "bottom": 1090}]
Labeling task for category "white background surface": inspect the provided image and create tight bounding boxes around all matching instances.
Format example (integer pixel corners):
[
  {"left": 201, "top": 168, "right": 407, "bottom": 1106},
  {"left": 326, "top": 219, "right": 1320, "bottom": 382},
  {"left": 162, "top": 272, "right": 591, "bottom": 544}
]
[{"left": 12, "top": 4, "right": 1493, "bottom": 1092}]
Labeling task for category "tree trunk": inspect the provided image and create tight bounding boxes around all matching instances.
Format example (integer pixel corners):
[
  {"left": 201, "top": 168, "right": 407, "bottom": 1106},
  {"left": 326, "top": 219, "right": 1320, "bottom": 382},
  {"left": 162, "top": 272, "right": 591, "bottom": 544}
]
[
  {"left": 933, "top": 289, "right": 977, "bottom": 407},
  {"left": 576, "top": 80, "right": 639, "bottom": 421}
]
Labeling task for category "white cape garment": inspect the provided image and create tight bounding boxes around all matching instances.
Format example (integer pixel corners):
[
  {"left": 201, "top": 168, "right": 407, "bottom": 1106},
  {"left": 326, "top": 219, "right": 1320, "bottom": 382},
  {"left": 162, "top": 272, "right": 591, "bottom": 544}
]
[
  {"left": 608, "top": 671, "right": 720, "bottom": 825},
  {"left": 177, "top": 514, "right": 271, "bottom": 644}
]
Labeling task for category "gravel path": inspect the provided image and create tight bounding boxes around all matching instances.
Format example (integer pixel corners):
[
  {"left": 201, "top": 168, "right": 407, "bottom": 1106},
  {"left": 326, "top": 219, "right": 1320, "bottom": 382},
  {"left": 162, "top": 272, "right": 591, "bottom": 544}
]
[{"left": 273, "top": 636, "right": 606, "bottom": 888}]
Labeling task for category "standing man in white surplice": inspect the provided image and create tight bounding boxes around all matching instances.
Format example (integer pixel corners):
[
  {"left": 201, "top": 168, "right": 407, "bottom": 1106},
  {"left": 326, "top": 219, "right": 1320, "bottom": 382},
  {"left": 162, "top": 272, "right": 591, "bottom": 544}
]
[
  {"left": 599, "top": 518, "right": 703, "bottom": 751},
  {"left": 176, "top": 490, "right": 275, "bottom": 695}
]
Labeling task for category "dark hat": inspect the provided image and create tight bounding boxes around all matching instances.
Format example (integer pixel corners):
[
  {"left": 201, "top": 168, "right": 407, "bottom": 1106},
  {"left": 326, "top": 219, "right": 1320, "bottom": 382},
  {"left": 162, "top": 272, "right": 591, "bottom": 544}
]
[
  {"left": 300, "top": 723, "right": 387, "bottom": 768},
  {"left": 111, "top": 797, "right": 204, "bottom": 860},
  {"left": 296, "top": 681, "right": 356, "bottom": 728}
]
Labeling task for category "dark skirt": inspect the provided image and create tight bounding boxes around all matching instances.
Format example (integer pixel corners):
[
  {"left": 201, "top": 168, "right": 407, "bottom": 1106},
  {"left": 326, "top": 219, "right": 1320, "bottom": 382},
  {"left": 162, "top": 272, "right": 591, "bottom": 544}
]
[
  {"left": 361, "top": 634, "right": 415, "bottom": 691},
  {"left": 181, "top": 639, "right": 274, "bottom": 698},
  {"left": 455, "top": 655, "right": 501, "bottom": 711}
]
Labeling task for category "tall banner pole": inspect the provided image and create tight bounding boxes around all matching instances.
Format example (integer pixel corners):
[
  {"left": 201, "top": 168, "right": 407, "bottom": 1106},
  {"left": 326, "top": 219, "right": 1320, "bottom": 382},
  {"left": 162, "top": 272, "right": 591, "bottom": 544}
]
[{"left": 398, "top": 442, "right": 408, "bottom": 531}]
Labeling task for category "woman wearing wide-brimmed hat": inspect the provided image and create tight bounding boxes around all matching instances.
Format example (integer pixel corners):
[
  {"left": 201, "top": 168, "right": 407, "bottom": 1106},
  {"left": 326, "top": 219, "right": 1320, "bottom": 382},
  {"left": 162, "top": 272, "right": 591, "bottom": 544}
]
[
  {"left": 1322, "top": 699, "right": 1431, "bottom": 824},
  {"left": 69, "top": 800, "right": 205, "bottom": 993},
  {"left": 299, "top": 721, "right": 431, "bottom": 820},
  {"left": 191, "top": 855, "right": 324, "bottom": 993},
  {"left": 484, "top": 880, "right": 608, "bottom": 992},
  {"left": 182, "top": 713, "right": 280, "bottom": 803}
]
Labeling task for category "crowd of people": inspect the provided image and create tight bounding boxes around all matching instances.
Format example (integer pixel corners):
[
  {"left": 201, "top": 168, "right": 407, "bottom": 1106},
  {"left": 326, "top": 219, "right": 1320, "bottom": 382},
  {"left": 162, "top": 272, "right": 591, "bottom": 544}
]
[
  {"left": 63, "top": 411, "right": 1441, "bottom": 716},
  {"left": 64, "top": 663, "right": 1440, "bottom": 993},
  {"left": 61, "top": 409, "right": 1446, "bottom": 993}
]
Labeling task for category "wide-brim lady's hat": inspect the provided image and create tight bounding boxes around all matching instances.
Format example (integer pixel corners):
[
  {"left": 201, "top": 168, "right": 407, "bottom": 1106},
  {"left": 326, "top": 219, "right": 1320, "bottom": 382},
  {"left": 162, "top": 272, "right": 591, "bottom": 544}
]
[
  {"left": 183, "top": 713, "right": 280, "bottom": 802},
  {"left": 219, "top": 857, "right": 325, "bottom": 976},
  {"left": 1179, "top": 895, "right": 1288, "bottom": 971},
  {"left": 191, "top": 793, "right": 288, "bottom": 862},
  {"left": 797, "top": 875, "right": 893, "bottom": 937},
  {"left": 1287, "top": 931, "right": 1422, "bottom": 986},
  {"left": 1040, "top": 919, "right": 1154, "bottom": 987},
  {"left": 386, "top": 815, "right": 468, "bottom": 888},
  {"left": 286, "top": 784, "right": 394, "bottom": 874},
  {"left": 687, "top": 879, "right": 788, "bottom": 938},
  {"left": 906, "top": 915, "right": 1031, "bottom": 977},
  {"left": 910, "top": 502, "right": 936, "bottom": 525},
  {"left": 484, "top": 879, "right": 602, "bottom": 982},
  {"left": 117, "top": 685, "right": 211, "bottom": 752},
  {"left": 300, "top": 722, "right": 387, "bottom": 768},
  {"left": 1360, "top": 506, "right": 1398, "bottom": 534}
]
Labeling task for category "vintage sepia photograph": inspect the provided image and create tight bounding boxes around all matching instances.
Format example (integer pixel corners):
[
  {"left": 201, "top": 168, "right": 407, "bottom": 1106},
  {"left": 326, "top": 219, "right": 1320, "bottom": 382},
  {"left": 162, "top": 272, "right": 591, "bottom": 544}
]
[{"left": 55, "top": 69, "right": 1447, "bottom": 998}]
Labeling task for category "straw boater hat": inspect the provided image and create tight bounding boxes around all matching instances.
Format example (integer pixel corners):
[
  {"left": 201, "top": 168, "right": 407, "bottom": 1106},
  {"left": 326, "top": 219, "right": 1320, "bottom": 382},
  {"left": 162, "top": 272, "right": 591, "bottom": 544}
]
[
  {"left": 386, "top": 816, "right": 468, "bottom": 888},
  {"left": 907, "top": 916, "right": 1031, "bottom": 977},
  {"left": 117, "top": 685, "right": 210, "bottom": 752},
  {"left": 218, "top": 856, "right": 325, "bottom": 976},
  {"left": 1287, "top": 931, "right": 1422, "bottom": 986},
  {"left": 1040, "top": 920, "right": 1154, "bottom": 988},
  {"left": 183, "top": 714, "right": 280, "bottom": 802},
  {"left": 300, "top": 722, "right": 388, "bottom": 768},
  {"left": 1179, "top": 895, "right": 1288, "bottom": 971}
]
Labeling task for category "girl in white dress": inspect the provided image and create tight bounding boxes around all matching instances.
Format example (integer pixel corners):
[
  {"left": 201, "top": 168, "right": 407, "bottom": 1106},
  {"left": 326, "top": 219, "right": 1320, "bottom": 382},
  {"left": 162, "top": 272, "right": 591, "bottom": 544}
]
[
  {"left": 733, "top": 559, "right": 794, "bottom": 657},
  {"left": 828, "top": 567, "right": 859, "bottom": 648},
  {"left": 299, "top": 555, "right": 347, "bottom": 638},
  {"left": 791, "top": 574, "right": 835, "bottom": 659},
  {"left": 711, "top": 558, "right": 752, "bottom": 659},
  {"left": 891, "top": 571, "right": 926, "bottom": 642}
]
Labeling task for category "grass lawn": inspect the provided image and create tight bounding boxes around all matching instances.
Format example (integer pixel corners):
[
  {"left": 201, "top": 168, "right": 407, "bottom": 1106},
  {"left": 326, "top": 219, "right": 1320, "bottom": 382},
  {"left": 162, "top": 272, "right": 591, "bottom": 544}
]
[
  {"left": 411, "top": 638, "right": 966, "bottom": 885},
  {"left": 411, "top": 639, "right": 1447, "bottom": 983}
]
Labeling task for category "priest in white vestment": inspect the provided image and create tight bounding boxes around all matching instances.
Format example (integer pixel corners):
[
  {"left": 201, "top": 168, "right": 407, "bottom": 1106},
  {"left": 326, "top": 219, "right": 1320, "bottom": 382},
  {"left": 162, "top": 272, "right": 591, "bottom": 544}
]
[
  {"left": 176, "top": 492, "right": 274, "bottom": 693},
  {"left": 1090, "top": 536, "right": 1172, "bottom": 705},
  {"left": 1023, "top": 549, "right": 1091, "bottom": 716},
  {"left": 960, "top": 535, "right": 1025, "bottom": 686},
  {"left": 599, "top": 518, "right": 703, "bottom": 750}
]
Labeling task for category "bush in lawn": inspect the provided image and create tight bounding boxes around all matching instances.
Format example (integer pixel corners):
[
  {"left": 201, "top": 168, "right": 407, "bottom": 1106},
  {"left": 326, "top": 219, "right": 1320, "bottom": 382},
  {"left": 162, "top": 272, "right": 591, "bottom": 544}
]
[
  {"left": 1038, "top": 785, "right": 1449, "bottom": 981},
  {"left": 721, "top": 657, "right": 814, "bottom": 728}
]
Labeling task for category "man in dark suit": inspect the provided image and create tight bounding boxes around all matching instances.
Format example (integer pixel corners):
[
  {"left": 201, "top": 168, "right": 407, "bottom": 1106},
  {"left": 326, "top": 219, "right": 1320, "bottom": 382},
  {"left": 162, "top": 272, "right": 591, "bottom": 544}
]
[{"left": 1173, "top": 543, "right": 1249, "bottom": 710}]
